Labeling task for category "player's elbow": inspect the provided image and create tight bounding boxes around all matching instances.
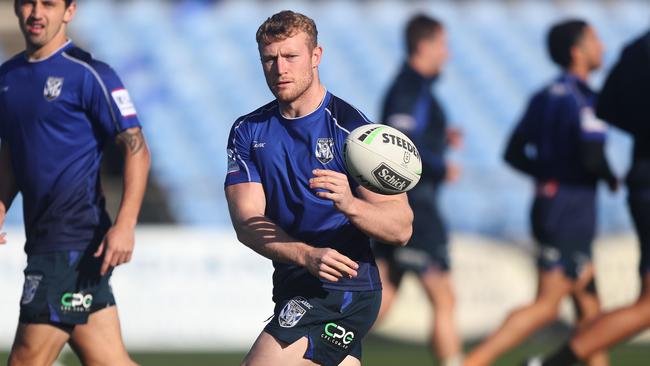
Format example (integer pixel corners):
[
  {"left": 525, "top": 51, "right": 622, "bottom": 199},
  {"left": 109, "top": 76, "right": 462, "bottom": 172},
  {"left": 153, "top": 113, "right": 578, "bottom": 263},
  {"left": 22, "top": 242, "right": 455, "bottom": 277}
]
[
  {"left": 396, "top": 226, "right": 412, "bottom": 247},
  {"left": 395, "top": 209, "right": 413, "bottom": 246}
]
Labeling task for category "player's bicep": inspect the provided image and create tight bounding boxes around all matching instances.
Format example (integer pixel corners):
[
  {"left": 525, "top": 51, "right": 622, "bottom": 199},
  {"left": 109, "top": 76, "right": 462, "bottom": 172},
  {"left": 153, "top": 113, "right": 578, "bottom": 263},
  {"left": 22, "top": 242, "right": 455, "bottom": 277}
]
[
  {"left": 116, "top": 127, "right": 147, "bottom": 156},
  {"left": 225, "top": 182, "right": 266, "bottom": 225}
]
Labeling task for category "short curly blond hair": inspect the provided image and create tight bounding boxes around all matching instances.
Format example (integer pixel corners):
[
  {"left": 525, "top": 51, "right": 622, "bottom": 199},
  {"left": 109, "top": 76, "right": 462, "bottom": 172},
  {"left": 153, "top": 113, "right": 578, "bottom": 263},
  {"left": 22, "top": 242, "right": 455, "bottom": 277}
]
[{"left": 256, "top": 10, "right": 318, "bottom": 49}]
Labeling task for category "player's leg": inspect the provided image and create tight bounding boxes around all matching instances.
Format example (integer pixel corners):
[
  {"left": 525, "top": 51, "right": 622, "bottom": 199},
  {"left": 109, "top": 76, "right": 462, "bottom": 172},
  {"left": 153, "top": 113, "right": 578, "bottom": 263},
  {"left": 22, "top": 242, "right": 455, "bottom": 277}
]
[
  {"left": 570, "top": 263, "right": 609, "bottom": 366},
  {"left": 464, "top": 268, "right": 573, "bottom": 366},
  {"left": 68, "top": 305, "right": 137, "bottom": 366},
  {"left": 419, "top": 267, "right": 462, "bottom": 365},
  {"left": 338, "top": 355, "right": 361, "bottom": 366},
  {"left": 375, "top": 257, "right": 401, "bottom": 321},
  {"left": 8, "top": 323, "right": 70, "bottom": 366},
  {"left": 569, "top": 273, "right": 650, "bottom": 361},
  {"left": 241, "top": 332, "right": 319, "bottom": 366}
]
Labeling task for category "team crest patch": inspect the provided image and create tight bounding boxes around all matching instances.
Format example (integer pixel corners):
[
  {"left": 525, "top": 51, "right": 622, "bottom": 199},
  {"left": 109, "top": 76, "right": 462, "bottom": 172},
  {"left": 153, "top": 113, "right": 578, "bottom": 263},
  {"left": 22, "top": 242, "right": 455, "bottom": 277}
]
[
  {"left": 44, "top": 77, "right": 64, "bottom": 101},
  {"left": 21, "top": 274, "right": 43, "bottom": 305},
  {"left": 227, "top": 148, "right": 239, "bottom": 174},
  {"left": 278, "top": 298, "right": 307, "bottom": 328},
  {"left": 315, "top": 138, "right": 334, "bottom": 164}
]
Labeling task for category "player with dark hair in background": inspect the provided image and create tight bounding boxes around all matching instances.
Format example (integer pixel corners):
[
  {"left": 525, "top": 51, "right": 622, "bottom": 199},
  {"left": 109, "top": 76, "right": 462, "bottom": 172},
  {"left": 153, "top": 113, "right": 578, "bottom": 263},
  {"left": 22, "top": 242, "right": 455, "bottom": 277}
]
[
  {"left": 528, "top": 28, "right": 650, "bottom": 366},
  {"left": 464, "top": 19, "right": 616, "bottom": 366},
  {"left": 373, "top": 14, "right": 463, "bottom": 366},
  {"left": 0, "top": 1, "right": 150, "bottom": 365},
  {"left": 224, "top": 10, "right": 413, "bottom": 366}
]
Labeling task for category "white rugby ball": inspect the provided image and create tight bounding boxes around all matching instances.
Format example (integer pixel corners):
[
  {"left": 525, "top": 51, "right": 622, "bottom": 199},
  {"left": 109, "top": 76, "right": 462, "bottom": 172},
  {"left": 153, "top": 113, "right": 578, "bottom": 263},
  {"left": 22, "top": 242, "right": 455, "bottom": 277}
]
[{"left": 344, "top": 124, "right": 422, "bottom": 195}]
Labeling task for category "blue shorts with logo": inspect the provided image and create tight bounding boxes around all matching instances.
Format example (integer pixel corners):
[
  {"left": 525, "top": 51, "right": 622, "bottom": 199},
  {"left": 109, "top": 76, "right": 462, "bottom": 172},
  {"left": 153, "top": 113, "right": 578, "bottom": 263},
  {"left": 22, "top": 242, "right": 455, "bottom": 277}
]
[
  {"left": 19, "top": 249, "right": 115, "bottom": 329},
  {"left": 532, "top": 185, "right": 596, "bottom": 279},
  {"left": 264, "top": 288, "right": 381, "bottom": 366}
]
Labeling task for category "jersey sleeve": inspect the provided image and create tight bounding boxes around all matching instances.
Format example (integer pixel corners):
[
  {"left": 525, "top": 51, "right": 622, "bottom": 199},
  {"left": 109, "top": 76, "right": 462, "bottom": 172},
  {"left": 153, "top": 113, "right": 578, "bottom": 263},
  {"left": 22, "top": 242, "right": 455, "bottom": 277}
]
[
  {"left": 83, "top": 62, "right": 141, "bottom": 138},
  {"left": 579, "top": 106, "right": 607, "bottom": 142},
  {"left": 224, "top": 120, "right": 261, "bottom": 187},
  {"left": 503, "top": 95, "right": 541, "bottom": 177}
]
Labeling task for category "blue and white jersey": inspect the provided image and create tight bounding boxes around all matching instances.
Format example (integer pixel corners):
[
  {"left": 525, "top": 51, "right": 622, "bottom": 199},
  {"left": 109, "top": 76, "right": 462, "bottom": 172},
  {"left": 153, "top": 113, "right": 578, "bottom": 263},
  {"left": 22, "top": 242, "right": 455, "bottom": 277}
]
[
  {"left": 506, "top": 73, "right": 609, "bottom": 187},
  {"left": 0, "top": 41, "right": 141, "bottom": 255},
  {"left": 225, "top": 91, "right": 381, "bottom": 297}
]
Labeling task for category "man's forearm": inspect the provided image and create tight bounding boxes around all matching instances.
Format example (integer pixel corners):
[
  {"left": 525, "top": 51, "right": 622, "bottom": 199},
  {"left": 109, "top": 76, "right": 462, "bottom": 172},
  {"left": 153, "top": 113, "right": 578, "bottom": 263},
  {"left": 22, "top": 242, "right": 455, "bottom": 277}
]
[
  {"left": 345, "top": 198, "right": 413, "bottom": 246},
  {"left": 234, "top": 215, "right": 311, "bottom": 267}
]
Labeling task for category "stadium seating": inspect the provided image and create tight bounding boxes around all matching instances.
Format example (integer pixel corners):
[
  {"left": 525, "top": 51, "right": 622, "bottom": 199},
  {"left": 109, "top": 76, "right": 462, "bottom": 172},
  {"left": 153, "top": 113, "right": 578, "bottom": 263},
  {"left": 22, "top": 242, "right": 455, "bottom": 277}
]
[{"left": 4, "top": 0, "right": 648, "bottom": 237}]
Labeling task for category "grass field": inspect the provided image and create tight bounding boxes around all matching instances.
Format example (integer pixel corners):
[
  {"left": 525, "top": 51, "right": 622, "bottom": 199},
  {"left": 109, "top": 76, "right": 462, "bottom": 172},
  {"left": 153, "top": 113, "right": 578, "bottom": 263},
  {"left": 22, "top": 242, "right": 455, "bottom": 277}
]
[{"left": 1, "top": 335, "right": 649, "bottom": 365}]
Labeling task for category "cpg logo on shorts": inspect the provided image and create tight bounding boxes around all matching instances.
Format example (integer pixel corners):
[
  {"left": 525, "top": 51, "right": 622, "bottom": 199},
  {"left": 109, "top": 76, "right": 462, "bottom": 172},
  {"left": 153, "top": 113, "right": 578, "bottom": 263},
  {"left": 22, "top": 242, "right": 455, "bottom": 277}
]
[
  {"left": 60, "top": 292, "right": 93, "bottom": 313},
  {"left": 321, "top": 322, "right": 355, "bottom": 350}
]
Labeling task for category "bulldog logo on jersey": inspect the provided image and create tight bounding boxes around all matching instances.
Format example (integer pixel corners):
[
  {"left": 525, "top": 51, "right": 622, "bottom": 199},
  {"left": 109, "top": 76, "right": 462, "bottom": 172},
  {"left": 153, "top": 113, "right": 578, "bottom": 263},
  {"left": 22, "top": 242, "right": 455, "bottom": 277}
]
[
  {"left": 315, "top": 138, "right": 334, "bottom": 164},
  {"left": 44, "top": 77, "right": 64, "bottom": 101}
]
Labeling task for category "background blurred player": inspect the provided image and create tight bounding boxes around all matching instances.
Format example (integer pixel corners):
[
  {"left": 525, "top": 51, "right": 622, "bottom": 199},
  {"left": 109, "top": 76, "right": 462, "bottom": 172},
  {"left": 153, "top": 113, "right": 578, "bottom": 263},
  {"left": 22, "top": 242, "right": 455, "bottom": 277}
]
[
  {"left": 464, "top": 19, "right": 616, "bottom": 366},
  {"left": 224, "top": 10, "right": 413, "bottom": 366},
  {"left": 0, "top": 0, "right": 150, "bottom": 365},
  {"left": 530, "top": 27, "right": 650, "bottom": 366},
  {"left": 372, "top": 14, "right": 463, "bottom": 366}
]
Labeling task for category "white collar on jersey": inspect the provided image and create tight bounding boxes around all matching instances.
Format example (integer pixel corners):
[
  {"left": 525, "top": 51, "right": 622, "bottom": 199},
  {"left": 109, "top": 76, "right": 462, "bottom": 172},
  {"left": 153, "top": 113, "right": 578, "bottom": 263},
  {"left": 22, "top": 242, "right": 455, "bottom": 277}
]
[{"left": 26, "top": 39, "right": 73, "bottom": 63}]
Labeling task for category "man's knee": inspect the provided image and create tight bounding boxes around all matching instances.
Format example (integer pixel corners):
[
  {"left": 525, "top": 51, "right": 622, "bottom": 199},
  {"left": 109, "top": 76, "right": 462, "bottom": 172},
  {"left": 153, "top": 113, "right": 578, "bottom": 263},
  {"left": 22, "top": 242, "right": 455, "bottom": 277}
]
[{"left": 9, "top": 347, "right": 52, "bottom": 366}]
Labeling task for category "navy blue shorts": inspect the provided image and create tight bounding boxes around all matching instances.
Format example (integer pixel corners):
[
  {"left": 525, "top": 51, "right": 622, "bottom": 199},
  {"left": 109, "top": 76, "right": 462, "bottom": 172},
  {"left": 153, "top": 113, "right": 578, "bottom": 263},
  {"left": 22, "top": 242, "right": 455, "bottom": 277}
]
[
  {"left": 264, "top": 289, "right": 381, "bottom": 366},
  {"left": 629, "top": 188, "right": 650, "bottom": 275},
  {"left": 374, "top": 183, "right": 449, "bottom": 274},
  {"left": 19, "top": 249, "right": 115, "bottom": 328},
  {"left": 531, "top": 186, "right": 596, "bottom": 279}
]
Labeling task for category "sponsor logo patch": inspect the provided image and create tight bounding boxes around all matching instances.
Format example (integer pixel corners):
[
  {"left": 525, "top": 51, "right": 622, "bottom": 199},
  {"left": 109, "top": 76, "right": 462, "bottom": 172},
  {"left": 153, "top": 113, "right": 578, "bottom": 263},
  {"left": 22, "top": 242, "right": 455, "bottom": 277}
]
[
  {"left": 278, "top": 298, "right": 307, "bottom": 328},
  {"left": 315, "top": 138, "right": 334, "bottom": 164},
  {"left": 321, "top": 322, "right": 355, "bottom": 349},
  {"left": 60, "top": 292, "right": 93, "bottom": 313},
  {"left": 21, "top": 274, "right": 43, "bottom": 305},
  {"left": 111, "top": 88, "right": 137, "bottom": 117},
  {"left": 44, "top": 77, "right": 64, "bottom": 101},
  {"left": 371, "top": 163, "right": 412, "bottom": 191}
]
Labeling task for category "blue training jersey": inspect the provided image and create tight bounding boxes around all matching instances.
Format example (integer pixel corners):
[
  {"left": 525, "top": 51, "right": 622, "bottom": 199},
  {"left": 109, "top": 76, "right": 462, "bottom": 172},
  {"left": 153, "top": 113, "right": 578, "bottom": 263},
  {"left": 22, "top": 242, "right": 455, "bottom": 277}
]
[
  {"left": 382, "top": 63, "right": 447, "bottom": 185},
  {"left": 507, "top": 73, "right": 607, "bottom": 187},
  {"left": 225, "top": 91, "right": 381, "bottom": 297},
  {"left": 0, "top": 41, "right": 141, "bottom": 255}
]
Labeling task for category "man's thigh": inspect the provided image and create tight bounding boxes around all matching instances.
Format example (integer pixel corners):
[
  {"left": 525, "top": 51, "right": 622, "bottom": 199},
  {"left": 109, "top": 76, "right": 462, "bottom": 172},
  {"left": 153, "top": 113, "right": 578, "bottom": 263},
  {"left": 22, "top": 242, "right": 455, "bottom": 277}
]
[
  {"left": 68, "top": 305, "right": 136, "bottom": 366},
  {"left": 9, "top": 323, "right": 70, "bottom": 366},
  {"left": 243, "top": 332, "right": 319, "bottom": 366}
]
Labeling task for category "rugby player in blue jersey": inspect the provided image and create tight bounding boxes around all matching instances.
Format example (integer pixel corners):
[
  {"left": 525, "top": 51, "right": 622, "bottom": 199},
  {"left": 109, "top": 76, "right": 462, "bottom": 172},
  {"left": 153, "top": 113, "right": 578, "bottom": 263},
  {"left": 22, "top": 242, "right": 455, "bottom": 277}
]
[
  {"left": 0, "top": 1, "right": 150, "bottom": 365},
  {"left": 373, "top": 14, "right": 463, "bottom": 366},
  {"left": 528, "top": 28, "right": 650, "bottom": 366},
  {"left": 225, "top": 10, "right": 414, "bottom": 366},
  {"left": 465, "top": 20, "right": 615, "bottom": 366}
]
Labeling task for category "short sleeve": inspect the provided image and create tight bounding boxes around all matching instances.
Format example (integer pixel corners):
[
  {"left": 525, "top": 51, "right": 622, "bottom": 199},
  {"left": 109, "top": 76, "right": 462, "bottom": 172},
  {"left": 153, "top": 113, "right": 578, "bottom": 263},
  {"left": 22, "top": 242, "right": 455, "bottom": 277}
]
[
  {"left": 579, "top": 106, "right": 607, "bottom": 142},
  {"left": 224, "top": 120, "right": 261, "bottom": 187},
  {"left": 83, "top": 62, "right": 141, "bottom": 138}
]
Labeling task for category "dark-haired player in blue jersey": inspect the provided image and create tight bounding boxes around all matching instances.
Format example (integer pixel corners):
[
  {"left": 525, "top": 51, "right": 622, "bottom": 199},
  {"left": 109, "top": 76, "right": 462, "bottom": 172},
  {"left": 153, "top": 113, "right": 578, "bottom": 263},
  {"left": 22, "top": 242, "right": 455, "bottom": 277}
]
[
  {"left": 0, "top": 1, "right": 150, "bottom": 365},
  {"left": 372, "top": 14, "right": 463, "bottom": 366},
  {"left": 225, "top": 10, "right": 413, "bottom": 366},
  {"left": 465, "top": 20, "right": 615, "bottom": 366},
  {"left": 528, "top": 28, "right": 650, "bottom": 366}
]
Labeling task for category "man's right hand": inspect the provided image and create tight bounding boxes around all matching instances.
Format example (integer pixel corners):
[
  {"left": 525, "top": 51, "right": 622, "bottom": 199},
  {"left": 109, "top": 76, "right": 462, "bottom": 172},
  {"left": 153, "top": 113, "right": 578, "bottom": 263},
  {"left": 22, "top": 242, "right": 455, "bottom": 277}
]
[{"left": 303, "top": 247, "right": 359, "bottom": 282}]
